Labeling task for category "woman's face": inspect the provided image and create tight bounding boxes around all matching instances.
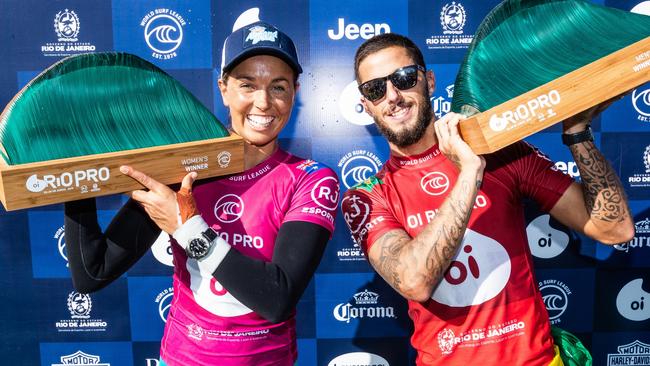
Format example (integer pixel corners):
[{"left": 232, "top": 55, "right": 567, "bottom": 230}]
[{"left": 218, "top": 55, "right": 298, "bottom": 150}]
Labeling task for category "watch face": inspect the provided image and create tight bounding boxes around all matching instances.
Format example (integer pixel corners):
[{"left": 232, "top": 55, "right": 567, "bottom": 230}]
[{"left": 187, "top": 238, "right": 209, "bottom": 259}]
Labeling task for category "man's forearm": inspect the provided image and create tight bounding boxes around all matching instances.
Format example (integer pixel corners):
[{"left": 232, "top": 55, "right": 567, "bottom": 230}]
[
  {"left": 570, "top": 141, "right": 630, "bottom": 223},
  {"left": 373, "top": 169, "right": 482, "bottom": 301}
]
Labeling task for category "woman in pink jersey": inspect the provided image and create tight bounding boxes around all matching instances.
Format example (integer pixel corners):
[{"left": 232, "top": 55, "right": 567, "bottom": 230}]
[{"left": 64, "top": 19, "right": 339, "bottom": 366}]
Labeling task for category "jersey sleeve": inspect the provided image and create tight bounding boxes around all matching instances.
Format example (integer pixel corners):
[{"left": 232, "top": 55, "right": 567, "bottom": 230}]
[
  {"left": 494, "top": 141, "right": 574, "bottom": 212},
  {"left": 340, "top": 184, "right": 404, "bottom": 254},
  {"left": 283, "top": 161, "right": 339, "bottom": 233}
]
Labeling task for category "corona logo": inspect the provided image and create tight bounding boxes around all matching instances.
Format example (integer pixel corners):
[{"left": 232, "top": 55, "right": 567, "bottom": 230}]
[{"left": 333, "top": 289, "right": 396, "bottom": 323}]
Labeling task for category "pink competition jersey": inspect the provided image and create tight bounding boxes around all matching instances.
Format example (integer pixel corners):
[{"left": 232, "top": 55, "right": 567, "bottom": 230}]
[
  {"left": 160, "top": 149, "right": 339, "bottom": 366},
  {"left": 341, "top": 141, "right": 573, "bottom": 366}
]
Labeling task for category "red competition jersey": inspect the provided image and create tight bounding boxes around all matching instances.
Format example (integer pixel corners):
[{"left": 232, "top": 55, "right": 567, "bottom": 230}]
[{"left": 341, "top": 141, "right": 573, "bottom": 366}]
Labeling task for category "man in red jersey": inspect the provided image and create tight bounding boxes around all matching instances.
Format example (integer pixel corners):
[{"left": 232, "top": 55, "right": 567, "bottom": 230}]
[{"left": 341, "top": 33, "right": 634, "bottom": 366}]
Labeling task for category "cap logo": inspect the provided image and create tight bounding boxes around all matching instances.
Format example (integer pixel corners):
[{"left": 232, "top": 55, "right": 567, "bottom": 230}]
[{"left": 244, "top": 25, "right": 278, "bottom": 45}]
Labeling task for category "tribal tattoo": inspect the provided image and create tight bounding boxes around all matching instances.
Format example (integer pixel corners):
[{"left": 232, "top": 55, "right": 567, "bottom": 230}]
[{"left": 570, "top": 141, "right": 629, "bottom": 223}]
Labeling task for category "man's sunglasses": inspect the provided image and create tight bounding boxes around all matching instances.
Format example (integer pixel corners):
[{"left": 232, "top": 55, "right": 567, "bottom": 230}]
[{"left": 358, "top": 64, "right": 425, "bottom": 102}]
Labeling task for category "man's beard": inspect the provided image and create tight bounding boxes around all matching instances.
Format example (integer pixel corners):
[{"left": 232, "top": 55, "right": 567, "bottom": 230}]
[{"left": 372, "top": 86, "right": 433, "bottom": 148}]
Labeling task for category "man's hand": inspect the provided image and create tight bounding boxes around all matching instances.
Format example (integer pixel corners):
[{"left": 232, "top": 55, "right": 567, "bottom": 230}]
[
  {"left": 434, "top": 112, "right": 485, "bottom": 172},
  {"left": 120, "top": 165, "right": 198, "bottom": 234}
]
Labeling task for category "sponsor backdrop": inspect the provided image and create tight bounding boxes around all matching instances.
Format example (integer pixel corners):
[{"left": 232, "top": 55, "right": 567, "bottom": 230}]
[{"left": 1, "top": 0, "right": 649, "bottom": 365}]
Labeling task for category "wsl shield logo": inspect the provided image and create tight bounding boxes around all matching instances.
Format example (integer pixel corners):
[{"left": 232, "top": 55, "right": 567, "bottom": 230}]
[
  {"left": 539, "top": 279, "right": 572, "bottom": 324},
  {"left": 155, "top": 287, "right": 174, "bottom": 323},
  {"left": 214, "top": 194, "right": 244, "bottom": 223},
  {"left": 616, "top": 278, "right": 650, "bottom": 321},
  {"left": 526, "top": 214, "right": 570, "bottom": 259},
  {"left": 338, "top": 150, "right": 383, "bottom": 189},
  {"left": 141, "top": 9, "right": 186, "bottom": 60},
  {"left": 55, "top": 226, "right": 68, "bottom": 267},
  {"left": 333, "top": 289, "right": 396, "bottom": 324},
  {"left": 52, "top": 351, "right": 110, "bottom": 366},
  {"left": 632, "top": 87, "right": 650, "bottom": 122}
]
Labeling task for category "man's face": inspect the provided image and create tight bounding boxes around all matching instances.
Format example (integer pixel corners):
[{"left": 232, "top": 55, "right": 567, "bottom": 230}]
[{"left": 357, "top": 46, "right": 434, "bottom": 148}]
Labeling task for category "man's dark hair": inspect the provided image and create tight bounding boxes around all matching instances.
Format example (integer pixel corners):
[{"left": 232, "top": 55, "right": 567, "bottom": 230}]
[{"left": 354, "top": 33, "right": 426, "bottom": 82}]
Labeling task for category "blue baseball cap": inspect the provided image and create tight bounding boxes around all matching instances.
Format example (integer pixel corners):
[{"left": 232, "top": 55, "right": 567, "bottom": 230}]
[{"left": 220, "top": 21, "right": 302, "bottom": 76}]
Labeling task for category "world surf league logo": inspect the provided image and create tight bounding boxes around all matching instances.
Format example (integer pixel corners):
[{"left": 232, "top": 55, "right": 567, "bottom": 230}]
[{"left": 141, "top": 9, "right": 186, "bottom": 60}]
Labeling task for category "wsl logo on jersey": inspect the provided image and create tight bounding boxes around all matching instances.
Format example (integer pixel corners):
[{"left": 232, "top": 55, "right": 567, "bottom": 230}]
[
  {"left": 614, "top": 218, "right": 650, "bottom": 253},
  {"left": 333, "top": 289, "right": 396, "bottom": 324},
  {"left": 338, "top": 150, "right": 383, "bottom": 189},
  {"left": 632, "top": 86, "right": 650, "bottom": 123},
  {"left": 55, "top": 291, "right": 108, "bottom": 332},
  {"left": 425, "top": 2, "right": 473, "bottom": 50},
  {"left": 214, "top": 194, "right": 245, "bottom": 223},
  {"left": 616, "top": 278, "right": 650, "bottom": 321},
  {"left": 155, "top": 287, "right": 173, "bottom": 323},
  {"left": 432, "top": 84, "right": 454, "bottom": 118},
  {"left": 526, "top": 214, "right": 569, "bottom": 259},
  {"left": 539, "top": 279, "right": 572, "bottom": 325},
  {"left": 627, "top": 146, "right": 650, "bottom": 188},
  {"left": 51, "top": 351, "right": 111, "bottom": 366},
  {"left": 607, "top": 340, "right": 650, "bottom": 366},
  {"left": 41, "top": 9, "right": 97, "bottom": 57},
  {"left": 141, "top": 9, "right": 186, "bottom": 60}
]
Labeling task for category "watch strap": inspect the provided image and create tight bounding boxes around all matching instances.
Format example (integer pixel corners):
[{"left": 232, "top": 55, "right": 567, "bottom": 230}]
[{"left": 562, "top": 125, "right": 593, "bottom": 146}]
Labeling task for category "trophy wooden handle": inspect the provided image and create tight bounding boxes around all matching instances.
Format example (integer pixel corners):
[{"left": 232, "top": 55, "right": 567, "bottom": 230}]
[{"left": 459, "top": 36, "right": 650, "bottom": 155}]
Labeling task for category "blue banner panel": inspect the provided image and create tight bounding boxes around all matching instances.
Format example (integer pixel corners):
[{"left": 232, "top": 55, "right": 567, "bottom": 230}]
[
  {"left": 112, "top": 0, "right": 212, "bottom": 70},
  {"left": 296, "top": 339, "right": 317, "bottom": 366},
  {"left": 299, "top": 65, "right": 382, "bottom": 138},
  {"left": 127, "top": 277, "right": 173, "bottom": 342},
  {"left": 33, "top": 279, "right": 131, "bottom": 342},
  {"left": 29, "top": 210, "right": 115, "bottom": 278},
  {"left": 602, "top": 82, "right": 650, "bottom": 133},
  {"left": 409, "top": 0, "right": 502, "bottom": 64},
  {"left": 40, "top": 342, "right": 133, "bottom": 366},
  {"left": 535, "top": 269, "right": 596, "bottom": 333},
  {"left": 309, "top": 0, "right": 408, "bottom": 66},
  {"left": 594, "top": 269, "right": 650, "bottom": 332},
  {"left": 602, "top": 132, "right": 650, "bottom": 200},
  {"left": 315, "top": 273, "right": 410, "bottom": 339},
  {"left": 4, "top": 1, "right": 113, "bottom": 70},
  {"left": 132, "top": 342, "right": 164, "bottom": 366},
  {"left": 317, "top": 337, "right": 412, "bottom": 366},
  {"left": 296, "top": 279, "right": 317, "bottom": 339}
]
